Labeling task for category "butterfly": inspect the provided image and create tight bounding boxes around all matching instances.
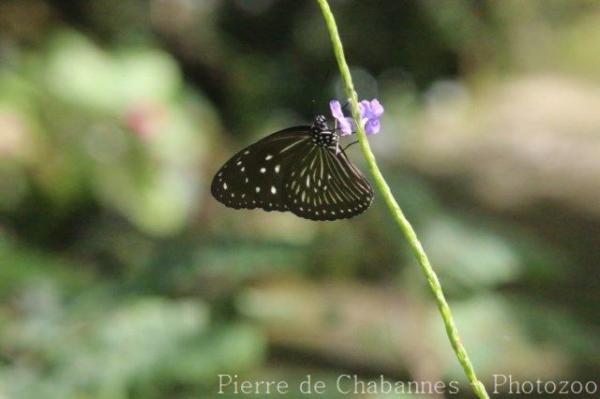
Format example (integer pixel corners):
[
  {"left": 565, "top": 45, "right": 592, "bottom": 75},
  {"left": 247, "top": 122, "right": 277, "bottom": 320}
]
[{"left": 211, "top": 115, "right": 373, "bottom": 221}]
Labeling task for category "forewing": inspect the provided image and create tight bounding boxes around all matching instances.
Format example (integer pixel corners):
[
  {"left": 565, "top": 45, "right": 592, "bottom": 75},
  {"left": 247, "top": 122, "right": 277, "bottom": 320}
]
[
  {"left": 283, "top": 147, "right": 374, "bottom": 220},
  {"left": 211, "top": 127, "right": 311, "bottom": 212}
]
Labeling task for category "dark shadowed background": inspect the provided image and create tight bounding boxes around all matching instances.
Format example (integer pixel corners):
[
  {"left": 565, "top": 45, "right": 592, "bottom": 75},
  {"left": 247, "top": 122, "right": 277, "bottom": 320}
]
[{"left": 0, "top": 0, "right": 598, "bottom": 398}]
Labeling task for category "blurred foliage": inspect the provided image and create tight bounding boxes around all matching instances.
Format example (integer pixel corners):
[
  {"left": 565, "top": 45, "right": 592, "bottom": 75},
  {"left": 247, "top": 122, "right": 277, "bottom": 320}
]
[{"left": 0, "top": 0, "right": 598, "bottom": 398}]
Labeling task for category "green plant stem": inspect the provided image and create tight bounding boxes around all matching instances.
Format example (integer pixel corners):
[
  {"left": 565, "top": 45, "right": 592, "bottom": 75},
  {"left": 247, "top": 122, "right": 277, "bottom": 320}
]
[{"left": 315, "top": 1, "right": 490, "bottom": 398}]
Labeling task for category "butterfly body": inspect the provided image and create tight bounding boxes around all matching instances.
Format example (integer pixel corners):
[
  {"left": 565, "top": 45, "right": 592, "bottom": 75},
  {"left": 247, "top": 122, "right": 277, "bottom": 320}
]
[{"left": 211, "top": 115, "right": 373, "bottom": 221}]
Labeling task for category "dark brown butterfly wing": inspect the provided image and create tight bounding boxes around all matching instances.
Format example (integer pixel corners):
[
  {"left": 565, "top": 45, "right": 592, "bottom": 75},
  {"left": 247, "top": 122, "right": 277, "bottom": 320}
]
[
  {"left": 211, "top": 126, "right": 311, "bottom": 212},
  {"left": 211, "top": 125, "right": 374, "bottom": 221},
  {"left": 283, "top": 145, "right": 373, "bottom": 220}
]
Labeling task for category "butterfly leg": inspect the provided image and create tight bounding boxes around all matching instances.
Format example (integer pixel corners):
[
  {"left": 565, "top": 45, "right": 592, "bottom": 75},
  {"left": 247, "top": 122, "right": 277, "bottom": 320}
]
[{"left": 341, "top": 140, "right": 359, "bottom": 152}]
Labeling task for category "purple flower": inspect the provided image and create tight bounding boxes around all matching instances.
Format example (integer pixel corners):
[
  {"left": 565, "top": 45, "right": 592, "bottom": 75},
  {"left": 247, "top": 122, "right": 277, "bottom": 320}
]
[
  {"left": 359, "top": 99, "right": 384, "bottom": 135},
  {"left": 329, "top": 98, "right": 384, "bottom": 136},
  {"left": 329, "top": 100, "right": 354, "bottom": 136}
]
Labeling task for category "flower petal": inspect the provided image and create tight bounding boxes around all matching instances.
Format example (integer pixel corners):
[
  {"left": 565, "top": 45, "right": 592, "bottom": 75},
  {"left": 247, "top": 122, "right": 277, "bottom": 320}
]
[
  {"left": 358, "top": 100, "right": 370, "bottom": 117},
  {"left": 329, "top": 100, "right": 353, "bottom": 135},
  {"left": 365, "top": 118, "right": 380, "bottom": 135},
  {"left": 329, "top": 100, "right": 344, "bottom": 119},
  {"left": 369, "top": 99, "right": 384, "bottom": 117}
]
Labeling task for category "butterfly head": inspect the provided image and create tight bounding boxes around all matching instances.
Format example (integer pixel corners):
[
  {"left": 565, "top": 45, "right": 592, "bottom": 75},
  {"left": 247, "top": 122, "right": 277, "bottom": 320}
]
[
  {"left": 312, "top": 114, "right": 328, "bottom": 132},
  {"left": 311, "top": 114, "right": 338, "bottom": 148}
]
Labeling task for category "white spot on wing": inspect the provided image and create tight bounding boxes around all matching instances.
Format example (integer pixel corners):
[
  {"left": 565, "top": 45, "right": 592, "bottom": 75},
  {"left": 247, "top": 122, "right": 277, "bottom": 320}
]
[
  {"left": 260, "top": 167, "right": 266, "bottom": 173},
  {"left": 271, "top": 186, "right": 277, "bottom": 194}
]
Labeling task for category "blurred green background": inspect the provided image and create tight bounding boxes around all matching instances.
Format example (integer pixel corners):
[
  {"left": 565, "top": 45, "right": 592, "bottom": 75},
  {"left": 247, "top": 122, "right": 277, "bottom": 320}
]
[{"left": 0, "top": 1, "right": 599, "bottom": 398}]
